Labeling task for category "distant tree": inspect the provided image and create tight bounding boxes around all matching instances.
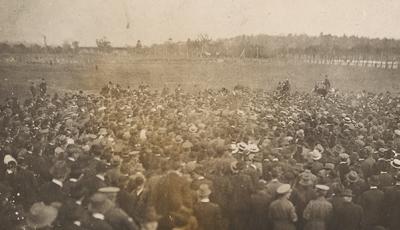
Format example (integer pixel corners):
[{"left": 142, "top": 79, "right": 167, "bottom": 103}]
[
  {"left": 72, "top": 41, "right": 79, "bottom": 52},
  {"left": 30, "top": 44, "right": 43, "bottom": 53},
  {"left": 62, "top": 41, "right": 72, "bottom": 53},
  {"left": 96, "top": 37, "right": 112, "bottom": 52},
  {"left": 13, "top": 43, "right": 27, "bottom": 53},
  {"left": 0, "top": 43, "right": 11, "bottom": 53},
  {"left": 136, "top": 40, "right": 142, "bottom": 49}
]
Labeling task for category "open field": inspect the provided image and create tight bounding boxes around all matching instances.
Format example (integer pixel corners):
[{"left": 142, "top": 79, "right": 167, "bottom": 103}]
[{"left": 0, "top": 58, "right": 400, "bottom": 99}]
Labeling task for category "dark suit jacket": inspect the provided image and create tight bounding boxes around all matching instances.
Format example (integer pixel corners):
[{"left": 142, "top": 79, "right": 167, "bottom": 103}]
[
  {"left": 358, "top": 188, "right": 384, "bottom": 227},
  {"left": 194, "top": 201, "right": 225, "bottom": 230},
  {"left": 38, "top": 180, "right": 69, "bottom": 204},
  {"left": 334, "top": 201, "right": 363, "bottom": 230},
  {"left": 82, "top": 215, "right": 114, "bottom": 230},
  {"left": 383, "top": 185, "right": 400, "bottom": 230}
]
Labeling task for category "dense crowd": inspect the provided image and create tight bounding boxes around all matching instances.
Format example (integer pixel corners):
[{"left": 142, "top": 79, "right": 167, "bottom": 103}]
[{"left": 1, "top": 79, "right": 400, "bottom": 230}]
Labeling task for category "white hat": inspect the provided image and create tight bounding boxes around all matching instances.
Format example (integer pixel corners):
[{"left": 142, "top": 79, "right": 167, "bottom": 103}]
[
  {"left": 4, "top": 154, "right": 17, "bottom": 165},
  {"left": 395, "top": 130, "right": 400, "bottom": 136},
  {"left": 277, "top": 184, "right": 292, "bottom": 194},
  {"left": 390, "top": 159, "right": 400, "bottom": 169},
  {"left": 315, "top": 184, "right": 330, "bottom": 191}
]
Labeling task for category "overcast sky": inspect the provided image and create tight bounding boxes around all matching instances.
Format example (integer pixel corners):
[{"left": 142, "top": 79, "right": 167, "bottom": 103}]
[{"left": 1, "top": 0, "right": 400, "bottom": 46}]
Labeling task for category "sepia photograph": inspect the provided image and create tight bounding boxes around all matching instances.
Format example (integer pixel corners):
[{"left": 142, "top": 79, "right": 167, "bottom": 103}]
[{"left": 1, "top": 0, "right": 400, "bottom": 229}]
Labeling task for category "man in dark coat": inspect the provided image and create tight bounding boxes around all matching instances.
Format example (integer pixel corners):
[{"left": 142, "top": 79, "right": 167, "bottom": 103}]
[
  {"left": 334, "top": 189, "right": 363, "bottom": 230},
  {"left": 227, "top": 162, "right": 255, "bottom": 230},
  {"left": 358, "top": 175, "right": 385, "bottom": 230},
  {"left": 3, "top": 154, "right": 38, "bottom": 210},
  {"left": 37, "top": 161, "right": 71, "bottom": 205},
  {"left": 193, "top": 184, "right": 226, "bottom": 230},
  {"left": 382, "top": 172, "right": 400, "bottom": 230}
]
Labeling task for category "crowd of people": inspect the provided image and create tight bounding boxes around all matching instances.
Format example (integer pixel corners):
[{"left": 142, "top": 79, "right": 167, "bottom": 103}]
[{"left": 1, "top": 78, "right": 400, "bottom": 230}]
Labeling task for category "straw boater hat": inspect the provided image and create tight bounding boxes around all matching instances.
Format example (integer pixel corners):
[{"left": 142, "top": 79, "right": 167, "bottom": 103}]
[
  {"left": 248, "top": 143, "right": 260, "bottom": 153},
  {"left": 395, "top": 130, "right": 400, "bottom": 136},
  {"left": 3, "top": 154, "right": 17, "bottom": 165},
  {"left": 237, "top": 142, "right": 248, "bottom": 152},
  {"left": 345, "top": 171, "right": 360, "bottom": 183},
  {"left": 390, "top": 159, "right": 400, "bottom": 169},
  {"left": 315, "top": 184, "right": 330, "bottom": 191},
  {"left": 27, "top": 202, "right": 58, "bottom": 228},
  {"left": 277, "top": 184, "right": 292, "bottom": 195}
]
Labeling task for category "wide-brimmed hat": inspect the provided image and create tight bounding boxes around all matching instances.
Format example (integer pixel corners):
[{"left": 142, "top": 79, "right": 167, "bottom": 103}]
[
  {"left": 298, "top": 173, "right": 314, "bottom": 186},
  {"left": 248, "top": 143, "right": 260, "bottom": 153},
  {"left": 395, "top": 130, "right": 400, "bottom": 136},
  {"left": 27, "top": 202, "right": 58, "bottom": 228},
  {"left": 3, "top": 154, "right": 17, "bottom": 165},
  {"left": 315, "top": 184, "right": 330, "bottom": 191},
  {"left": 197, "top": 184, "right": 212, "bottom": 197},
  {"left": 237, "top": 142, "right": 248, "bottom": 152},
  {"left": 277, "top": 184, "right": 292, "bottom": 194},
  {"left": 189, "top": 125, "right": 198, "bottom": 133},
  {"left": 391, "top": 159, "right": 400, "bottom": 169},
  {"left": 88, "top": 193, "right": 114, "bottom": 214},
  {"left": 182, "top": 140, "right": 193, "bottom": 149},
  {"left": 345, "top": 171, "right": 360, "bottom": 183},
  {"left": 174, "top": 135, "right": 184, "bottom": 144}
]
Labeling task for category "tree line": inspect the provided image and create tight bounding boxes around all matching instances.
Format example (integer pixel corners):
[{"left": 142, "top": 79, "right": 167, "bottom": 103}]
[{"left": 1, "top": 33, "right": 400, "bottom": 60}]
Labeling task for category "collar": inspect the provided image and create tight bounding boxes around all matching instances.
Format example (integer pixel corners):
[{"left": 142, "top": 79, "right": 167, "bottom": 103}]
[
  {"left": 94, "top": 157, "right": 101, "bottom": 161},
  {"left": 380, "top": 171, "right": 388, "bottom": 174},
  {"left": 68, "top": 157, "right": 76, "bottom": 162},
  {"left": 136, "top": 187, "right": 144, "bottom": 196},
  {"left": 359, "top": 158, "right": 365, "bottom": 161},
  {"left": 271, "top": 179, "right": 279, "bottom": 182},
  {"left": 96, "top": 174, "right": 105, "bottom": 181},
  {"left": 52, "top": 179, "right": 63, "bottom": 187},
  {"left": 6, "top": 169, "right": 13, "bottom": 175},
  {"left": 197, "top": 176, "right": 205, "bottom": 180},
  {"left": 73, "top": 221, "right": 81, "bottom": 226},
  {"left": 92, "top": 213, "right": 105, "bottom": 220},
  {"left": 370, "top": 186, "right": 378, "bottom": 189},
  {"left": 200, "top": 198, "right": 210, "bottom": 203}
]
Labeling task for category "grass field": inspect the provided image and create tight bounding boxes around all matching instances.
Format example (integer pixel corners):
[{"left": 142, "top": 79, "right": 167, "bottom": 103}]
[{"left": 0, "top": 58, "right": 399, "bottom": 99}]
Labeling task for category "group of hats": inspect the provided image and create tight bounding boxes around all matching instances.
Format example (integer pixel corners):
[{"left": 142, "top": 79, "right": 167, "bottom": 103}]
[{"left": 231, "top": 142, "right": 260, "bottom": 154}]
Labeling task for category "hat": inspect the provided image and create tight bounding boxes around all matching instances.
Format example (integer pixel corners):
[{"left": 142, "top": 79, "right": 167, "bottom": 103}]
[
  {"left": 277, "top": 184, "right": 292, "bottom": 194},
  {"left": 315, "top": 184, "right": 330, "bottom": 191},
  {"left": 98, "top": 128, "right": 108, "bottom": 136},
  {"left": 345, "top": 171, "right": 360, "bottom": 183},
  {"left": 391, "top": 159, "right": 400, "bottom": 169},
  {"left": 54, "top": 147, "right": 64, "bottom": 154},
  {"left": 342, "top": 189, "right": 354, "bottom": 197},
  {"left": 88, "top": 193, "right": 114, "bottom": 214},
  {"left": 110, "top": 155, "right": 122, "bottom": 167},
  {"left": 395, "top": 130, "right": 400, "bottom": 136},
  {"left": 324, "top": 163, "right": 335, "bottom": 170},
  {"left": 339, "top": 153, "right": 349, "bottom": 160},
  {"left": 237, "top": 142, "right": 248, "bottom": 151},
  {"left": 27, "top": 202, "right": 58, "bottom": 228},
  {"left": 248, "top": 143, "right": 260, "bottom": 153},
  {"left": 98, "top": 187, "right": 120, "bottom": 194},
  {"left": 310, "top": 149, "right": 322, "bottom": 161},
  {"left": 197, "top": 184, "right": 212, "bottom": 197},
  {"left": 189, "top": 125, "right": 198, "bottom": 133},
  {"left": 174, "top": 135, "right": 184, "bottom": 144},
  {"left": 182, "top": 140, "right": 193, "bottom": 149},
  {"left": 230, "top": 143, "right": 239, "bottom": 154},
  {"left": 298, "top": 173, "right": 314, "bottom": 186},
  {"left": 3, "top": 154, "right": 17, "bottom": 165}
]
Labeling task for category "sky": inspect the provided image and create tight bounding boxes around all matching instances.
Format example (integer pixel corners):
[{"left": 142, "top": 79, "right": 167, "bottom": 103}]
[{"left": 1, "top": 0, "right": 400, "bottom": 47}]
